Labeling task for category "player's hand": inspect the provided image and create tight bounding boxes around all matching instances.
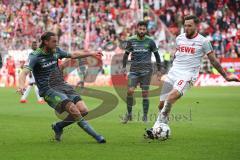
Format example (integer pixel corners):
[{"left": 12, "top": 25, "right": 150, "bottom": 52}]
[
  {"left": 156, "top": 71, "right": 162, "bottom": 81},
  {"left": 17, "top": 87, "right": 26, "bottom": 95},
  {"left": 121, "top": 67, "right": 127, "bottom": 75},
  {"left": 225, "top": 74, "right": 240, "bottom": 82},
  {"left": 89, "top": 50, "right": 103, "bottom": 57}
]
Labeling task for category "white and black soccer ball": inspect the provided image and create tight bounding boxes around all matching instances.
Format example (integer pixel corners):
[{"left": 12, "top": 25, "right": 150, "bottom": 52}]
[{"left": 153, "top": 123, "right": 171, "bottom": 140}]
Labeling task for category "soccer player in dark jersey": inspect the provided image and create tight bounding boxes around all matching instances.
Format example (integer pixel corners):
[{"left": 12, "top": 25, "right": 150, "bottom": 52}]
[
  {"left": 17, "top": 32, "right": 106, "bottom": 143},
  {"left": 122, "top": 21, "right": 161, "bottom": 123}
]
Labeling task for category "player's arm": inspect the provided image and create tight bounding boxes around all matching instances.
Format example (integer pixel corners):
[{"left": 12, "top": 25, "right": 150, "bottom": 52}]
[
  {"left": 153, "top": 51, "right": 161, "bottom": 71},
  {"left": 70, "top": 50, "right": 102, "bottom": 59},
  {"left": 122, "top": 51, "right": 130, "bottom": 74},
  {"left": 122, "top": 40, "right": 133, "bottom": 73},
  {"left": 207, "top": 52, "right": 239, "bottom": 82},
  {"left": 122, "top": 51, "right": 130, "bottom": 69},
  {"left": 17, "top": 68, "right": 31, "bottom": 95},
  {"left": 150, "top": 39, "right": 162, "bottom": 79},
  {"left": 56, "top": 47, "right": 102, "bottom": 59}
]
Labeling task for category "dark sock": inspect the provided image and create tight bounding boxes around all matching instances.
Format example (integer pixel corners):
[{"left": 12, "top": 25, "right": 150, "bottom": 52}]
[
  {"left": 143, "top": 98, "right": 149, "bottom": 116},
  {"left": 127, "top": 96, "right": 133, "bottom": 115},
  {"left": 77, "top": 119, "right": 99, "bottom": 139},
  {"left": 56, "top": 115, "right": 75, "bottom": 129}
]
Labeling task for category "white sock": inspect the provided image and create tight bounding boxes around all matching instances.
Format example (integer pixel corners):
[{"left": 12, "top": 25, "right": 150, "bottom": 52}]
[
  {"left": 154, "top": 111, "right": 169, "bottom": 125},
  {"left": 21, "top": 85, "right": 31, "bottom": 100},
  {"left": 161, "top": 100, "right": 172, "bottom": 115},
  {"left": 153, "top": 101, "right": 172, "bottom": 126},
  {"left": 34, "top": 85, "right": 42, "bottom": 101}
]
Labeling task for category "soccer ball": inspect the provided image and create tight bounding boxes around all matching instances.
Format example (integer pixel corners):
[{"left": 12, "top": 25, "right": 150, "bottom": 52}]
[{"left": 153, "top": 123, "right": 171, "bottom": 140}]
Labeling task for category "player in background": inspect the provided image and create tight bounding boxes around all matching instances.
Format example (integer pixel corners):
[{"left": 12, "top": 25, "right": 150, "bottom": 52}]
[
  {"left": 145, "top": 15, "right": 240, "bottom": 139},
  {"left": 20, "top": 41, "right": 44, "bottom": 104},
  {"left": 122, "top": 21, "right": 161, "bottom": 123},
  {"left": 6, "top": 56, "right": 16, "bottom": 86},
  {"left": 17, "top": 32, "right": 106, "bottom": 143}
]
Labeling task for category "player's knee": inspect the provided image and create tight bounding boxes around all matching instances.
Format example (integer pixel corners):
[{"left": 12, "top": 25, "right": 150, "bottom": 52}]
[
  {"left": 81, "top": 111, "right": 88, "bottom": 117},
  {"left": 69, "top": 105, "right": 82, "bottom": 119},
  {"left": 61, "top": 100, "right": 81, "bottom": 119},
  {"left": 79, "top": 107, "right": 89, "bottom": 117}
]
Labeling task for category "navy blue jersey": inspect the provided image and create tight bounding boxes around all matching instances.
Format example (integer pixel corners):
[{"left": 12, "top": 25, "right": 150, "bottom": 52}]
[
  {"left": 24, "top": 47, "right": 71, "bottom": 96},
  {"left": 126, "top": 35, "right": 158, "bottom": 72}
]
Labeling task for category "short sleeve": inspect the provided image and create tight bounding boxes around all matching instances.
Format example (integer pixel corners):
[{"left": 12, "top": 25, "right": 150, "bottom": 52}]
[
  {"left": 56, "top": 47, "right": 71, "bottom": 59},
  {"left": 24, "top": 54, "right": 38, "bottom": 71},
  {"left": 202, "top": 40, "right": 213, "bottom": 55},
  {"left": 150, "top": 39, "right": 158, "bottom": 52}
]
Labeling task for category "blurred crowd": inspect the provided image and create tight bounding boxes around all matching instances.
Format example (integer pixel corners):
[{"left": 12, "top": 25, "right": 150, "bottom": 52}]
[
  {"left": 0, "top": 0, "right": 239, "bottom": 58},
  {"left": 149, "top": 0, "right": 240, "bottom": 59}
]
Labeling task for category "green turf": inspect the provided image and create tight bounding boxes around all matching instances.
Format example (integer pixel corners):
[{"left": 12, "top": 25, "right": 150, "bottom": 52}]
[{"left": 0, "top": 86, "right": 240, "bottom": 160}]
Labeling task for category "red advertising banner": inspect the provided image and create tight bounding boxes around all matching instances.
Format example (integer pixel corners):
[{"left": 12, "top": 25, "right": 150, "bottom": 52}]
[{"left": 220, "top": 58, "right": 240, "bottom": 73}]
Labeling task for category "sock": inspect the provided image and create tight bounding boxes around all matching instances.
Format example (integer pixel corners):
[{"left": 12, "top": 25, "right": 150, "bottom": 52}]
[
  {"left": 34, "top": 85, "right": 42, "bottom": 101},
  {"left": 127, "top": 96, "right": 133, "bottom": 115},
  {"left": 56, "top": 115, "right": 75, "bottom": 129},
  {"left": 155, "top": 112, "right": 168, "bottom": 124},
  {"left": 77, "top": 119, "right": 99, "bottom": 139},
  {"left": 161, "top": 100, "right": 172, "bottom": 115},
  {"left": 142, "top": 98, "right": 149, "bottom": 116},
  {"left": 21, "top": 85, "right": 31, "bottom": 100},
  {"left": 155, "top": 100, "right": 172, "bottom": 124}
]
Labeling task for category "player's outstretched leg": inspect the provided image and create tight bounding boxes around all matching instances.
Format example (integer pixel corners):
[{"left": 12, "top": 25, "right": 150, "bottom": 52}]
[
  {"left": 75, "top": 100, "right": 106, "bottom": 143},
  {"left": 145, "top": 90, "right": 180, "bottom": 139}
]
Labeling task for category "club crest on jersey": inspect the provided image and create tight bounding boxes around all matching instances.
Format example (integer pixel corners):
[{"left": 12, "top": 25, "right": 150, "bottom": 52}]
[{"left": 177, "top": 46, "right": 195, "bottom": 54}]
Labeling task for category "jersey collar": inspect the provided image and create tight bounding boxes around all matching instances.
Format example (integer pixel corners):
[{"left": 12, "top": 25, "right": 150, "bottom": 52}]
[
  {"left": 186, "top": 32, "right": 198, "bottom": 39},
  {"left": 36, "top": 48, "right": 48, "bottom": 55},
  {"left": 136, "top": 35, "right": 146, "bottom": 41}
]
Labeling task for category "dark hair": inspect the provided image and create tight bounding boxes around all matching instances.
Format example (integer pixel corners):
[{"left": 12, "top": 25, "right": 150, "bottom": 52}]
[
  {"left": 184, "top": 15, "right": 200, "bottom": 24},
  {"left": 137, "top": 21, "right": 148, "bottom": 28},
  {"left": 40, "top": 32, "right": 56, "bottom": 48}
]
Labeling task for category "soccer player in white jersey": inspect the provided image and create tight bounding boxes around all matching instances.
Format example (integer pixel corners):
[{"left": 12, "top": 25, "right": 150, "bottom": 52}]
[
  {"left": 20, "top": 41, "right": 44, "bottom": 104},
  {"left": 20, "top": 72, "right": 44, "bottom": 104},
  {"left": 145, "top": 15, "right": 239, "bottom": 139}
]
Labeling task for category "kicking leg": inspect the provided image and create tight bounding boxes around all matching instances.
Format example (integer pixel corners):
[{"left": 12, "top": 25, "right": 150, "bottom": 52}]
[{"left": 75, "top": 100, "right": 106, "bottom": 143}]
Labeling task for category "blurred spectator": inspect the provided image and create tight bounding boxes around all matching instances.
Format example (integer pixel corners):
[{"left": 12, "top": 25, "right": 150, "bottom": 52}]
[
  {"left": 0, "top": 0, "right": 239, "bottom": 75},
  {"left": 6, "top": 56, "right": 16, "bottom": 86}
]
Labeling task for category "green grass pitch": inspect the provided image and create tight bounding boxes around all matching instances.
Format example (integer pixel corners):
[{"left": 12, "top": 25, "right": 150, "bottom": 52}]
[{"left": 0, "top": 86, "right": 239, "bottom": 160}]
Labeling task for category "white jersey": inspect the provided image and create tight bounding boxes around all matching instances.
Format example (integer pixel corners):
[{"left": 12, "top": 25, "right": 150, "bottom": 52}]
[{"left": 168, "top": 33, "right": 213, "bottom": 80}]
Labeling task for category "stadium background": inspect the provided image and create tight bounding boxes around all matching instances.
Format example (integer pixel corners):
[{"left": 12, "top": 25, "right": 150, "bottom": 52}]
[
  {"left": 0, "top": 0, "right": 239, "bottom": 87},
  {"left": 0, "top": 1, "right": 240, "bottom": 160}
]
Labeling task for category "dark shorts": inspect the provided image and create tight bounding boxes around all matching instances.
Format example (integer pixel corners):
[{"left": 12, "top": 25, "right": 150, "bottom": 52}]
[
  {"left": 43, "top": 85, "right": 82, "bottom": 109},
  {"left": 128, "top": 70, "right": 152, "bottom": 90}
]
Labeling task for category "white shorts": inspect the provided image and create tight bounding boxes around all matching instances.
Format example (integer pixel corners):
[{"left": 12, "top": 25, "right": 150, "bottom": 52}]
[{"left": 159, "top": 70, "right": 197, "bottom": 101}]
